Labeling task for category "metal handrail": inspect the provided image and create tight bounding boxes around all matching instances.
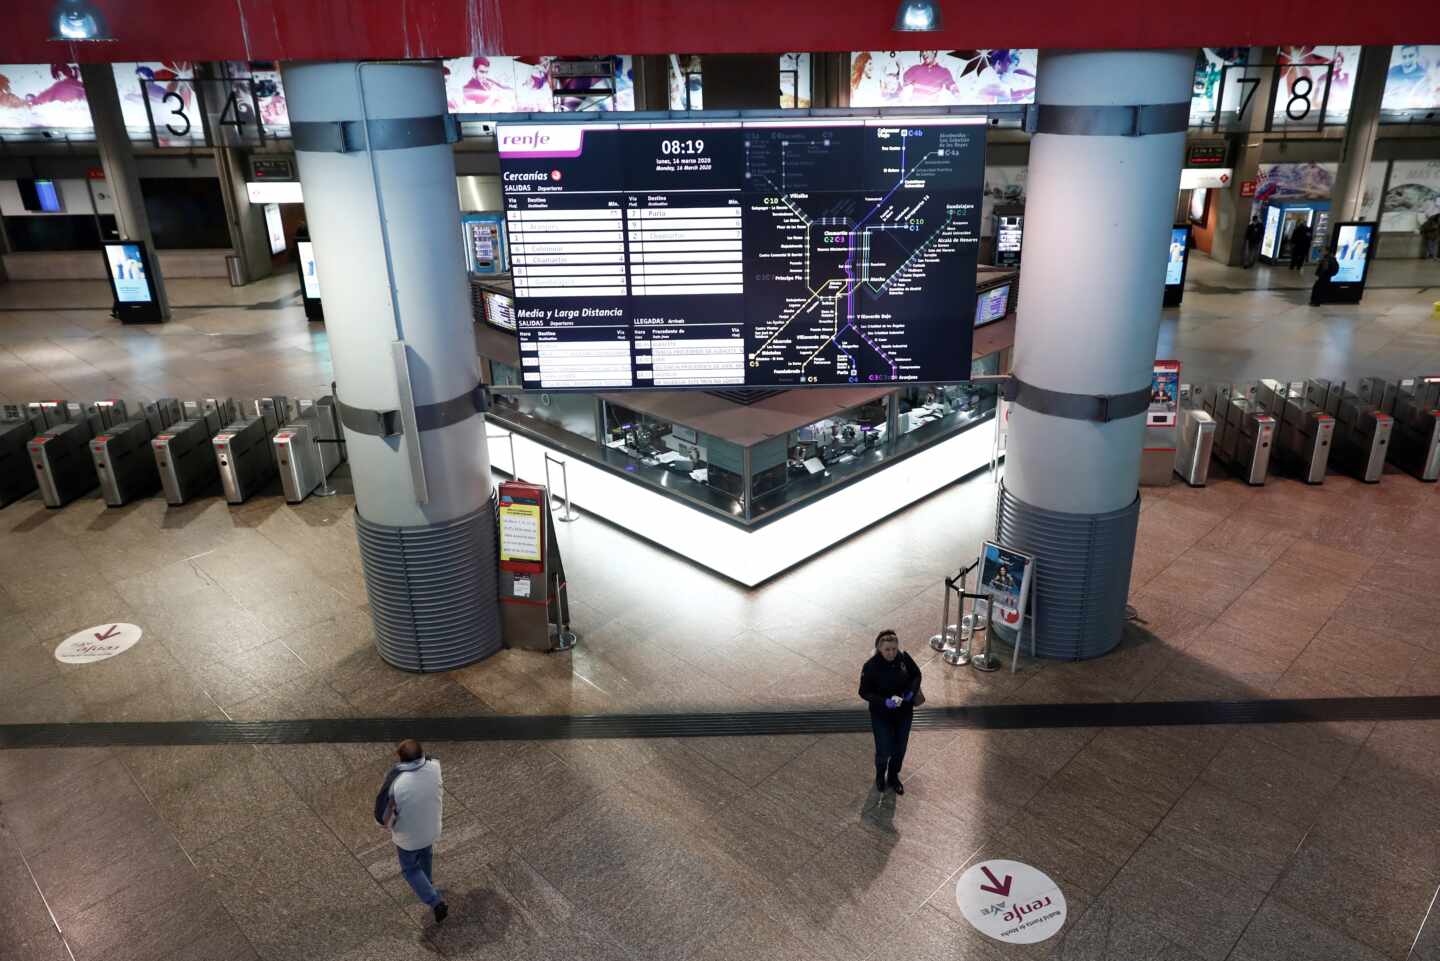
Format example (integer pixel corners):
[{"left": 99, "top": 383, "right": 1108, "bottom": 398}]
[{"left": 543, "top": 452, "right": 579, "bottom": 522}]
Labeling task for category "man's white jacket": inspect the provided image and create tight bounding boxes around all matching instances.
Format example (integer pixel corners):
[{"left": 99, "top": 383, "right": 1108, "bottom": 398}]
[{"left": 386, "top": 757, "right": 443, "bottom": 851}]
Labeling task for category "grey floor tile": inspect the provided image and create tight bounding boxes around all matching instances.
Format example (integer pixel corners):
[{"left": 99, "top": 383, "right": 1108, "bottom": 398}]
[
  {"left": 1099, "top": 836, "right": 1266, "bottom": 961},
  {"left": 57, "top": 863, "right": 247, "bottom": 961},
  {"left": 1199, "top": 732, "right": 1344, "bottom": 827},
  {"left": 1045, "top": 900, "right": 1206, "bottom": 961},
  {"left": 9, "top": 933, "right": 72, "bottom": 961},
  {"left": 0, "top": 831, "right": 57, "bottom": 947},
  {"left": 1228, "top": 898, "right": 1393, "bottom": 961},
  {"left": 1272, "top": 838, "right": 1437, "bottom": 960},
  {"left": 1153, "top": 782, "right": 1307, "bottom": 893}
]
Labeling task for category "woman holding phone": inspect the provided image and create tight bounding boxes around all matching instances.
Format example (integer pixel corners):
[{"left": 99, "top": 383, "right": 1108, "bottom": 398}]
[{"left": 858, "top": 630, "right": 923, "bottom": 794}]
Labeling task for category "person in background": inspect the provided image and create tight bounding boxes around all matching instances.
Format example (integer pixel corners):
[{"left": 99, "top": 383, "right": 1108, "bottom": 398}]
[
  {"left": 858, "top": 630, "right": 923, "bottom": 795},
  {"left": 375, "top": 739, "right": 448, "bottom": 923},
  {"left": 1310, "top": 249, "right": 1339, "bottom": 305},
  {"left": 1421, "top": 212, "right": 1440, "bottom": 260},
  {"left": 1289, "top": 221, "right": 1313, "bottom": 270},
  {"left": 1243, "top": 216, "right": 1264, "bottom": 268}
]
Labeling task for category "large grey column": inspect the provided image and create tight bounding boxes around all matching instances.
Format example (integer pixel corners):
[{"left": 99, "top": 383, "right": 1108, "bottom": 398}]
[
  {"left": 1330, "top": 46, "right": 1391, "bottom": 225},
  {"left": 999, "top": 49, "right": 1191, "bottom": 659},
  {"left": 283, "top": 60, "right": 501, "bottom": 671},
  {"left": 79, "top": 62, "right": 171, "bottom": 318}
]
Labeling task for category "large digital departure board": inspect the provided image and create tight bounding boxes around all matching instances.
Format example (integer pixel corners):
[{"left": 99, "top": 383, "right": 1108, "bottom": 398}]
[{"left": 498, "top": 118, "right": 985, "bottom": 390}]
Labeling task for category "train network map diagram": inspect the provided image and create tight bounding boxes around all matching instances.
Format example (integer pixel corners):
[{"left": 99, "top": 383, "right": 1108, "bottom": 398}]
[{"left": 498, "top": 118, "right": 984, "bottom": 390}]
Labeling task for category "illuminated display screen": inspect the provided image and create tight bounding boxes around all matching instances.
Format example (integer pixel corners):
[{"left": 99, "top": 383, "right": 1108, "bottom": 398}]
[
  {"left": 1332, "top": 223, "right": 1373, "bottom": 284},
  {"left": 103, "top": 243, "right": 154, "bottom": 303},
  {"left": 498, "top": 118, "right": 985, "bottom": 390},
  {"left": 1166, "top": 227, "right": 1189, "bottom": 287}
]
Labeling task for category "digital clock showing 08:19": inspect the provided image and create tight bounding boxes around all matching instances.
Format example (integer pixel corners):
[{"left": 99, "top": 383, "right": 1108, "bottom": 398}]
[{"left": 660, "top": 139, "right": 705, "bottom": 156}]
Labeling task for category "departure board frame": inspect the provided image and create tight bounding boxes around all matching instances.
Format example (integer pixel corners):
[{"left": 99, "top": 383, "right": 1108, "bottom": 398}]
[{"left": 498, "top": 116, "right": 987, "bottom": 392}]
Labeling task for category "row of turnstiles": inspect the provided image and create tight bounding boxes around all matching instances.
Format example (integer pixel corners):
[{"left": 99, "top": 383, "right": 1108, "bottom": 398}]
[
  {"left": 0, "top": 395, "right": 346, "bottom": 510},
  {"left": 1174, "top": 376, "right": 1440, "bottom": 486}
]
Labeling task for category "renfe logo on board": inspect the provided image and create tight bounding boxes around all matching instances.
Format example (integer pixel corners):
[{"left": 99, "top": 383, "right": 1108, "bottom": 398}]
[{"left": 497, "top": 125, "right": 585, "bottom": 158}]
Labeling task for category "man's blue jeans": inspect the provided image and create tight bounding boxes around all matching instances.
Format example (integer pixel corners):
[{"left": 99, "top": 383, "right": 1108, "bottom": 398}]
[{"left": 397, "top": 845, "right": 440, "bottom": 906}]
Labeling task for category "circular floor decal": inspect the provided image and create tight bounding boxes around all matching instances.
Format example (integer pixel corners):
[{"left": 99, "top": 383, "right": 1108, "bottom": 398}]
[
  {"left": 55, "top": 623, "right": 142, "bottom": 664},
  {"left": 956, "top": 859, "right": 1067, "bottom": 945}
]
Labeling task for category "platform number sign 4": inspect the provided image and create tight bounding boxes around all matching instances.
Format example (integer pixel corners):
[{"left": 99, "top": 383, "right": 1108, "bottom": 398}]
[{"left": 143, "top": 76, "right": 269, "bottom": 148}]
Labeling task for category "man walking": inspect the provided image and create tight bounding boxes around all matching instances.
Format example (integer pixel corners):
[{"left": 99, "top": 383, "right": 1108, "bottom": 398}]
[
  {"left": 375, "top": 739, "right": 448, "bottom": 923},
  {"left": 1243, "top": 216, "right": 1263, "bottom": 268}
]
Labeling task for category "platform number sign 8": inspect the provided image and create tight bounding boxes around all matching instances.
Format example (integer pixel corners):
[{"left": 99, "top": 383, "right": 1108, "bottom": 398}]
[{"left": 1286, "top": 76, "right": 1314, "bottom": 121}]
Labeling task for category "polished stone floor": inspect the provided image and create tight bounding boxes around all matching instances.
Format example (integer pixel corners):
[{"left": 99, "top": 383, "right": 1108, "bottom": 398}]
[{"left": 2, "top": 268, "right": 1440, "bottom": 961}]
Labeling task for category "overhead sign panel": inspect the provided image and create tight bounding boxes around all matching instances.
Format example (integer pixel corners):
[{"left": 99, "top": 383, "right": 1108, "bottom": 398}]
[{"left": 498, "top": 117, "right": 985, "bottom": 391}]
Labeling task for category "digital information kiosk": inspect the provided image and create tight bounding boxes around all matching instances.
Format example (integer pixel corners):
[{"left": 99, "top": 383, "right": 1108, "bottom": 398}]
[
  {"left": 1164, "top": 225, "right": 1191, "bottom": 307},
  {"left": 101, "top": 240, "right": 163, "bottom": 323},
  {"left": 497, "top": 480, "right": 572, "bottom": 651},
  {"left": 497, "top": 117, "right": 986, "bottom": 391},
  {"left": 1325, "top": 221, "right": 1376, "bottom": 304}
]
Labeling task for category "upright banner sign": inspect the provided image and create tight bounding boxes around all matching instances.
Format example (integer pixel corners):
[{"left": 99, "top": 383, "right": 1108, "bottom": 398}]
[
  {"left": 979, "top": 541, "right": 1033, "bottom": 636},
  {"left": 1149, "top": 360, "right": 1181, "bottom": 427},
  {"left": 497, "top": 117, "right": 986, "bottom": 391}
]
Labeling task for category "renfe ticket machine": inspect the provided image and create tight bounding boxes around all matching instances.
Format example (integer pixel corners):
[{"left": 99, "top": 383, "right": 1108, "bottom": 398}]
[
  {"left": 497, "top": 480, "right": 572, "bottom": 652},
  {"left": 214, "top": 396, "right": 288, "bottom": 505},
  {"left": 28, "top": 417, "right": 98, "bottom": 507},
  {"left": 274, "top": 399, "right": 345, "bottom": 503}
]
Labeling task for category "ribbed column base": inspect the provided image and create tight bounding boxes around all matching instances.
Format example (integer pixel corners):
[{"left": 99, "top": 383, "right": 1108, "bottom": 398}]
[
  {"left": 994, "top": 480, "right": 1140, "bottom": 660},
  {"left": 354, "top": 498, "right": 502, "bottom": 672}
]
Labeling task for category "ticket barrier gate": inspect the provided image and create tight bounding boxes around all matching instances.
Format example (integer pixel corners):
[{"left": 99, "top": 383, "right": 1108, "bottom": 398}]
[
  {"left": 274, "top": 398, "right": 345, "bottom": 504},
  {"left": 1358, "top": 377, "right": 1440, "bottom": 482},
  {"left": 1255, "top": 380, "right": 1335, "bottom": 484},
  {"left": 1174, "top": 405, "right": 1215, "bottom": 486},
  {"left": 90, "top": 400, "right": 181, "bottom": 507},
  {"left": 1305, "top": 380, "right": 1392, "bottom": 483},
  {"left": 28, "top": 418, "right": 97, "bottom": 508},
  {"left": 153, "top": 401, "right": 228, "bottom": 505},
  {"left": 214, "top": 398, "right": 287, "bottom": 505},
  {"left": 0, "top": 405, "right": 45, "bottom": 507},
  {"left": 1199, "top": 384, "right": 1275, "bottom": 485}
]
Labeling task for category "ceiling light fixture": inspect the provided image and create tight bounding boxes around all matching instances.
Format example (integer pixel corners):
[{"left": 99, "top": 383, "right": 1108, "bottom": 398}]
[
  {"left": 893, "top": 0, "right": 943, "bottom": 31},
  {"left": 50, "top": 0, "right": 114, "bottom": 41}
]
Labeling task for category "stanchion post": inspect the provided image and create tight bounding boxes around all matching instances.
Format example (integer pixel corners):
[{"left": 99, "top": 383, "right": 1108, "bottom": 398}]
[
  {"left": 929, "top": 575, "right": 954, "bottom": 652},
  {"left": 543, "top": 453, "right": 579, "bottom": 522}
]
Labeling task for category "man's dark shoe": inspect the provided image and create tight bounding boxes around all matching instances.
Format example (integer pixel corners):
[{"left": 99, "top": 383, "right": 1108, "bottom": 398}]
[
  {"left": 888, "top": 778, "right": 905, "bottom": 795},
  {"left": 434, "top": 901, "right": 449, "bottom": 923}
]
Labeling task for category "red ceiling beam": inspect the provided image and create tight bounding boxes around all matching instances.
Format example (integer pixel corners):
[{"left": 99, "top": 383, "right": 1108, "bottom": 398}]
[{"left": 2, "top": 0, "right": 1434, "bottom": 64}]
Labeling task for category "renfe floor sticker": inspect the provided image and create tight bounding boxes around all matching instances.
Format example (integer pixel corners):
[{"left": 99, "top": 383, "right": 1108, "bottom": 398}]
[
  {"left": 956, "top": 859, "right": 1067, "bottom": 944},
  {"left": 54, "top": 623, "right": 142, "bottom": 664}
]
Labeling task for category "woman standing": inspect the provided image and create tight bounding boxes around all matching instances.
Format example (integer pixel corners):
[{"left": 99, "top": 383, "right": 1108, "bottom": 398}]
[{"left": 858, "top": 630, "right": 923, "bottom": 794}]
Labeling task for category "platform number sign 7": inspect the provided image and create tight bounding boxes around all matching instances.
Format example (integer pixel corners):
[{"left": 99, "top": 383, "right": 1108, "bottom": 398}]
[{"left": 1212, "top": 63, "right": 1333, "bottom": 133}]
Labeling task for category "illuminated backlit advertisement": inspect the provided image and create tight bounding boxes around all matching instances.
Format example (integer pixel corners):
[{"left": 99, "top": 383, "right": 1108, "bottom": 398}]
[
  {"left": 1166, "top": 228, "right": 1189, "bottom": 286},
  {"left": 1273, "top": 45, "right": 1361, "bottom": 125},
  {"left": 0, "top": 64, "right": 90, "bottom": 130},
  {"left": 1255, "top": 162, "right": 1335, "bottom": 205},
  {"left": 104, "top": 243, "right": 153, "bottom": 303},
  {"left": 849, "top": 50, "right": 1036, "bottom": 106},
  {"left": 446, "top": 56, "right": 634, "bottom": 113},
  {"left": 779, "top": 53, "right": 812, "bottom": 108},
  {"left": 297, "top": 242, "right": 321, "bottom": 299},
  {"left": 1381, "top": 159, "right": 1440, "bottom": 232},
  {"left": 1261, "top": 206, "right": 1283, "bottom": 259},
  {"left": 1332, "top": 223, "right": 1373, "bottom": 284},
  {"left": 1188, "top": 188, "right": 1208, "bottom": 225},
  {"left": 264, "top": 203, "right": 286, "bottom": 255},
  {"left": 1150, "top": 360, "right": 1181, "bottom": 427},
  {"left": 114, "top": 61, "right": 200, "bottom": 140},
  {"left": 1190, "top": 48, "right": 1249, "bottom": 125},
  {"left": 1381, "top": 45, "right": 1440, "bottom": 112}
]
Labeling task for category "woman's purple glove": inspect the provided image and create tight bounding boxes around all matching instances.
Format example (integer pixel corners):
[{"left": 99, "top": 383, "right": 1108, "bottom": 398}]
[
  {"left": 885, "top": 695, "right": 903, "bottom": 709},
  {"left": 903, "top": 691, "right": 914, "bottom": 703}
]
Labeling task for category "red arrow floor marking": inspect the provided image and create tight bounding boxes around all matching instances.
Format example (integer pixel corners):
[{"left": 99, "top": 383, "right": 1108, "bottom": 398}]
[
  {"left": 93, "top": 625, "right": 121, "bottom": 641},
  {"left": 979, "top": 866, "right": 1013, "bottom": 897}
]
